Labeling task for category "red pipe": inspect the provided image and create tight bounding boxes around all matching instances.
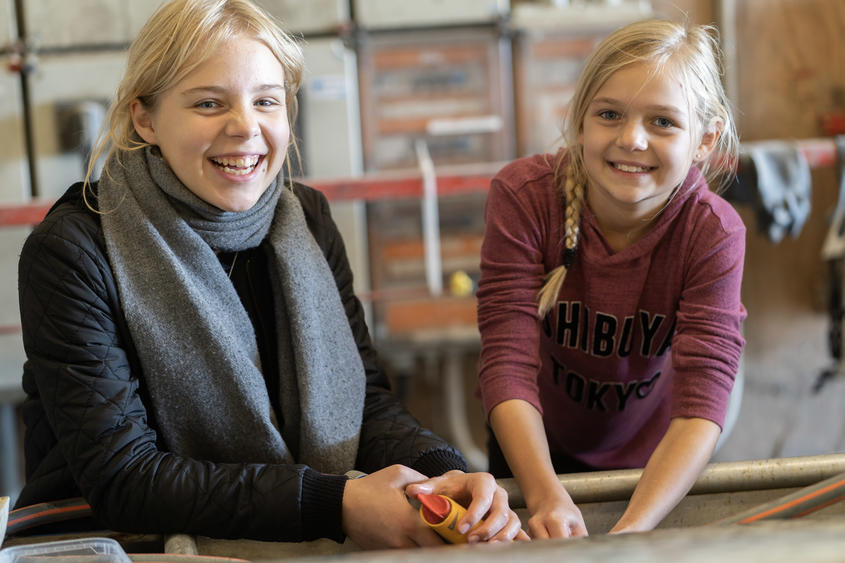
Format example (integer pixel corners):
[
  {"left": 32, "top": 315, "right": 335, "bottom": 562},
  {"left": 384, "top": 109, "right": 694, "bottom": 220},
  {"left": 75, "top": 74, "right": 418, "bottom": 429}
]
[{"left": 0, "top": 137, "right": 839, "bottom": 227}]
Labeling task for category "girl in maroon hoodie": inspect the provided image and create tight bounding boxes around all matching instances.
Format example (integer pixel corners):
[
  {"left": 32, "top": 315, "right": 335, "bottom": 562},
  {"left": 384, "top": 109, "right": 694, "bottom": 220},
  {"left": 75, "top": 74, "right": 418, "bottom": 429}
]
[{"left": 477, "top": 19, "right": 745, "bottom": 538}]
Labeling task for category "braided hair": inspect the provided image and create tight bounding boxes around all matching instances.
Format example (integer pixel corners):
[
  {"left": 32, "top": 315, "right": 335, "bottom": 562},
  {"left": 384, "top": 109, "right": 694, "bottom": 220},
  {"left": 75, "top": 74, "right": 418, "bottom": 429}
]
[{"left": 537, "top": 155, "right": 586, "bottom": 317}]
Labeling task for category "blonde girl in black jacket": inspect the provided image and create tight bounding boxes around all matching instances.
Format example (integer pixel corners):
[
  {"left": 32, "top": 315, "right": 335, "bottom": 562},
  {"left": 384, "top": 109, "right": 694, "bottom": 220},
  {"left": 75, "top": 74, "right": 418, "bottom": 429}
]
[{"left": 16, "top": 0, "right": 526, "bottom": 548}]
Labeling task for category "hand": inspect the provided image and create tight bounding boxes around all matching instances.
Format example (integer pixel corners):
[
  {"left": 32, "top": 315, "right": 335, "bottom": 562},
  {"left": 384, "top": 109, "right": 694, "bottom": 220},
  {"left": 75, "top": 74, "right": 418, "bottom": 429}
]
[
  {"left": 487, "top": 399, "right": 586, "bottom": 539},
  {"left": 524, "top": 486, "right": 588, "bottom": 539},
  {"left": 342, "top": 464, "right": 444, "bottom": 549},
  {"left": 608, "top": 417, "right": 721, "bottom": 534},
  {"left": 405, "top": 470, "right": 530, "bottom": 543}
]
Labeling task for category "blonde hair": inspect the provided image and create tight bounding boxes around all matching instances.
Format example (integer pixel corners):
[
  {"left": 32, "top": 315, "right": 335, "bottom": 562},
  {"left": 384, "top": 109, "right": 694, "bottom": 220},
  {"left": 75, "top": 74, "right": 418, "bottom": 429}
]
[
  {"left": 536, "top": 18, "right": 739, "bottom": 317},
  {"left": 84, "top": 0, "right": 304, "bottom": 202}
]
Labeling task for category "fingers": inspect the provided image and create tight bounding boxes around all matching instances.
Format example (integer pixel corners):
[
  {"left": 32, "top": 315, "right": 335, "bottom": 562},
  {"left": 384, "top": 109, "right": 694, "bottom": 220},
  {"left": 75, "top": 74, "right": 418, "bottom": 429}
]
[
  {"left": 486, "top": 508, "right": 530, "bottom": 543},
  {"left": 459, "top": 473, "right": 499, "bottom": 532},
  {"left": 523, "top": 489, "right": 588, "bottom": 540},
  {"left": 406, "top": 471, "right": 529, "bottom": 543},
  {"left": 463, "top": 483, "right": 507, "bottom": 541},
  {"left": 343, "top": 466, "right": 532, "bottom": 549},
  {"left": 528, "top": 517, "right": 552, "bottom": 540},
  {"left": 562, "top": 508, "right": 589, "bottom": 538},
  {"left": 342, "top": 465, "right": 436, "bottom": 550},
  {"left": 527, "top": 512, "right": 589, "bottom": 539},
  {"left": 568, "top": 519, "right": 589, "bottom": 537},
  {"left": 404, "top": 469, "right": 457, "bottom": 498}
]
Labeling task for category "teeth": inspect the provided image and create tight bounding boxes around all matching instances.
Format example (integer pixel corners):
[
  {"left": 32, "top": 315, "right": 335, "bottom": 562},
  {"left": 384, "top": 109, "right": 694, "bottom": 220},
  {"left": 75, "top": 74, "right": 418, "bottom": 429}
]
[
  {"left": 211, "top": 155, "right": 260, "bottom": 175},
  {"left": 212, "top": 155, "right": 259, "bottom": 167},
  {"left": 218, "top": 165, "right": 254, "bottom": 176},
  {"left": 614, "top": 163, "right": 650, "bottom": 173}
]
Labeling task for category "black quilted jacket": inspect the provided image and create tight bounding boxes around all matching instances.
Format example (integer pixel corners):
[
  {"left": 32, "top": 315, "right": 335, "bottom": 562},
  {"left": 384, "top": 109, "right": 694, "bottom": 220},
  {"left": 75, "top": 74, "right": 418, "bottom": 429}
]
[{"left": 17, "top": 181, "right": 467, "bottom": 541}]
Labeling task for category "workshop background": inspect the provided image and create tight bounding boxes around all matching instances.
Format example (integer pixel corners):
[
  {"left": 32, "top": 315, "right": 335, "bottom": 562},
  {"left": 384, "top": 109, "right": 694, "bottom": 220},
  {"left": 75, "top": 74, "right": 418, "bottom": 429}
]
[{"left": 1, "top": 0, "right": 844, "bottom": 506}]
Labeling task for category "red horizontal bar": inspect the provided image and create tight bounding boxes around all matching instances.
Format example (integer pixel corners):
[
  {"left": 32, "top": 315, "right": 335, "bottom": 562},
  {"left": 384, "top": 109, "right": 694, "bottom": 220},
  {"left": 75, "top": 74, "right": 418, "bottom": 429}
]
[
  {"left": 310, "top": 161, "right": 505, "bottom": 202},
  {"left": 0, "top": 139, "right": 837, "bottom": 228},
  {"left": 797, "top": 138, "right": 839, "bottom": 169},
  {"left": 0, "top": 201, "right": 53, "bottom": 226}
]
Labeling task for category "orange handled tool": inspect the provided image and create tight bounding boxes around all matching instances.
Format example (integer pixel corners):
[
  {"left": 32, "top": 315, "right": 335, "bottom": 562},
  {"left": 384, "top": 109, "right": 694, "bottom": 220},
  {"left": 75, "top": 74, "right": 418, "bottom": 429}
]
[{"left": 417, "top": 493, "right": 478, "bottom": 544}]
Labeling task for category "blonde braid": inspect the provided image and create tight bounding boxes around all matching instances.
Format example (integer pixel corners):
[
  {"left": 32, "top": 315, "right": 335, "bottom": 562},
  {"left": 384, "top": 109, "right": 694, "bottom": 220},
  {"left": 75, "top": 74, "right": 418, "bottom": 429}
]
[{"left": 537, "top": 164, "right": 585, "bottom": 318}]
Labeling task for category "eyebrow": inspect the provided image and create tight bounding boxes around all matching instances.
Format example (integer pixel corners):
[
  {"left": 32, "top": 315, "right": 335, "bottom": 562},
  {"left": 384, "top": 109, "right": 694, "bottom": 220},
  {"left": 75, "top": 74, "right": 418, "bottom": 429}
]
[
  {"left": 180, "top": 84, "right": 286, "bottom": 96},
  {"left": 590, "top": 97, "right": 685, "bottom": 115}
]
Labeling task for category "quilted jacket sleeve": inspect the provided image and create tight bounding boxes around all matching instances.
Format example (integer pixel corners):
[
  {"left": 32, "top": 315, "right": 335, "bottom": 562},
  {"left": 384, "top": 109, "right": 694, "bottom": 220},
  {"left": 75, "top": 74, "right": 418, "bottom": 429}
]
[
  {"left": 295, "top": 183, "right": 468, "bottom": 477},
  {"left": 18, "top": 192, "right": 348, "bottom": 541}
]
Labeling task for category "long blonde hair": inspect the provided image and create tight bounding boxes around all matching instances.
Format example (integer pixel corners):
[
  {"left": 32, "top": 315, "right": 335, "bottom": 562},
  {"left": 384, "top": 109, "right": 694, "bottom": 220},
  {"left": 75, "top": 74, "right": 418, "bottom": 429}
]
[
  {"left": 83, "top": 0, "right": 304, "bottom": 204},
  {"left": 536, "top": 19, "right": 739, "bottom": 317}
]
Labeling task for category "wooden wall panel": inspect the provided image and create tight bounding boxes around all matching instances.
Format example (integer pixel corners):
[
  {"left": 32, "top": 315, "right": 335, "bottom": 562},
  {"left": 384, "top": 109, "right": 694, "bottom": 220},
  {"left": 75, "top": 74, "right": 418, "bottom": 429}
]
[
  {"left": 730, "top": 0, "right": 844, "bottom": 320},
  {"left": 714, "top": 0, "right": 845, "bottom": 461},
  {"left": 735, "top": 0, "right": 845, "bottom": 140},
  {"left": 651, "top": 0, "right": 715, "bottom": 24}
]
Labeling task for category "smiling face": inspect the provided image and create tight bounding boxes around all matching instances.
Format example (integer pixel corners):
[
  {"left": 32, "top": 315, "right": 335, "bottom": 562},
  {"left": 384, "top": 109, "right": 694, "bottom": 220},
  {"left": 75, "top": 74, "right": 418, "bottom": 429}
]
[
  {"left": 131, "top": 36, "right": 290, "bottom": 212},
  {"left": 580, "top": 62, "right": 716, "bottom": 224}
]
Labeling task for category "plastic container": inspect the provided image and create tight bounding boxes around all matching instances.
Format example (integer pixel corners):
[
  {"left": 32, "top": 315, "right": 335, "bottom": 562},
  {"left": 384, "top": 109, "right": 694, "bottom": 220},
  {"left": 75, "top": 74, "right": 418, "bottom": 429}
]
[{"left": 0, "top": 538, "right": 131, "bottom": 563}]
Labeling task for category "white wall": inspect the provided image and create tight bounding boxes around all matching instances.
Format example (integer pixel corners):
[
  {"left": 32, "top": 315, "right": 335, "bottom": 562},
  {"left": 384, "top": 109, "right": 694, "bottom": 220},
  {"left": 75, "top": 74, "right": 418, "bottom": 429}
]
[
  {"left": 257, "top": 0, "right": 349, "bottom": 35},
  {"left": 25, "top": 0, "right": 162, "bottom": 47},
  {"left": 29, "top": 52, "right": 127, "bottom": 199},
  {"left": 0, "top": 72, "right": 29, "bottom": 203},
  {"left": 299, "top": 37, "right": 370, "bottom": 300},
  {"left": 1, "top": 0, "right": 14, "bottom": 46}
]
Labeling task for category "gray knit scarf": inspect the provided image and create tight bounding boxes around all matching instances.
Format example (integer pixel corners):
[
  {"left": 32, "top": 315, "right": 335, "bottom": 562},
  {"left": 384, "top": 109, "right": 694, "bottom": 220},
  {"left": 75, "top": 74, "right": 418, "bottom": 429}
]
[{"left": 99, "top": 146, "right": 365, "bottom": 474}]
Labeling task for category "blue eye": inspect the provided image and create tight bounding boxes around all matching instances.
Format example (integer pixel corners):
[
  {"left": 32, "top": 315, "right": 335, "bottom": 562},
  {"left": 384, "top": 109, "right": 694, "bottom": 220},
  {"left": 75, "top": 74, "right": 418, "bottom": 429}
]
[
  {"left": 655, "top": 117, "right": 674, "bottom": 128},
  {"left": 255, "top": 98, "right": 283, "bottom": 109},
  {"left": 195, "top": 100, "right": 218, "bottom": 109},
  {"left": 599, "top": 110, "right": 620, "bottom": 120}
]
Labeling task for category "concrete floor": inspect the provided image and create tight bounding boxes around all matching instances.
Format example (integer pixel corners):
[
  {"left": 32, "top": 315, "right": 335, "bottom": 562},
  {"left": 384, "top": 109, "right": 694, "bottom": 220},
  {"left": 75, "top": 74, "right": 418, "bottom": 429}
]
[
  {"left": 714, "top": 312, "right": 845, "bottom": 463},
  {"left": 714, "top": 175, "right": 845, "bottom": 463}
]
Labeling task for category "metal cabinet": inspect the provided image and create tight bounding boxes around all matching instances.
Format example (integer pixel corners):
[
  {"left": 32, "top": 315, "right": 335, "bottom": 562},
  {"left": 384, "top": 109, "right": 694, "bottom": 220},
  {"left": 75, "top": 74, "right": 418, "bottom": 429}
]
[
  {"left": 510, "top": 1, "right": 653, "bottom": 156},
  {"left": 353, "top": 0, "right": 508, "bottom": 29},
  {"left": 357, "top": 27, "right": 514, "bottom": 172},
  {"left": 365, "top": 189, "right": 487, "bottom": 341},
  {"left": 512, "top": 29, "right": 602, "bottom": 156}
]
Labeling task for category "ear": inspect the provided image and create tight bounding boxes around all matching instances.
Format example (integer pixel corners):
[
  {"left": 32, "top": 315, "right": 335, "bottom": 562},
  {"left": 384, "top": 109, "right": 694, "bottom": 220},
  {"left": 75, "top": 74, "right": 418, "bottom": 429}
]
[
  {"left": 130, "top": 98, "right": 158, "bottom": 145},
  {"left": 693, "top": 117, "right": 723, "bottom": 162}
]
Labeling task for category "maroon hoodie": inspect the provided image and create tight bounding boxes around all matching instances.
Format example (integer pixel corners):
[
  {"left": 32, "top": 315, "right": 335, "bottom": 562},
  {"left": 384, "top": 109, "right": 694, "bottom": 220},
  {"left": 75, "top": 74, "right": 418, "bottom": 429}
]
[{"left": 477, "top": 154, "right": 746, "bottom": 469}]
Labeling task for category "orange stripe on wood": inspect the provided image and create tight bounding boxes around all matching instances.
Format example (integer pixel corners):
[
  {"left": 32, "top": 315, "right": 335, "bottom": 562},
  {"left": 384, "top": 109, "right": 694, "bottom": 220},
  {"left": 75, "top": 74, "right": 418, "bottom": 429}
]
[
  {"left": 9, "top": 502, "right": 91, "bottom": 526},
  {"left": 738, "top": 478, "right": 845, "bottom": 523}
]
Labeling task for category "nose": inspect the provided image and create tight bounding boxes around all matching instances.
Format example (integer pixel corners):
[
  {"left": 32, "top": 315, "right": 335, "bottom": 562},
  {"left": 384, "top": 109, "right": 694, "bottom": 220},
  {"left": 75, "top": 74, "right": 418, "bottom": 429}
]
[
  {"left": 225, "top": 105, "right": 260, "bottom": 139},
  {"left": 616, "top": 120, "right": 648, "bottom": 151}
]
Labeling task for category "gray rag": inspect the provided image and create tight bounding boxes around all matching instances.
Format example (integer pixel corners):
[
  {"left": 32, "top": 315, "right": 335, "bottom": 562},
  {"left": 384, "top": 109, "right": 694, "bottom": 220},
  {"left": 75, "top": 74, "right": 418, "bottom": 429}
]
[{"left": 737, "top": 140, "right": 812, "bottom": 243}]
